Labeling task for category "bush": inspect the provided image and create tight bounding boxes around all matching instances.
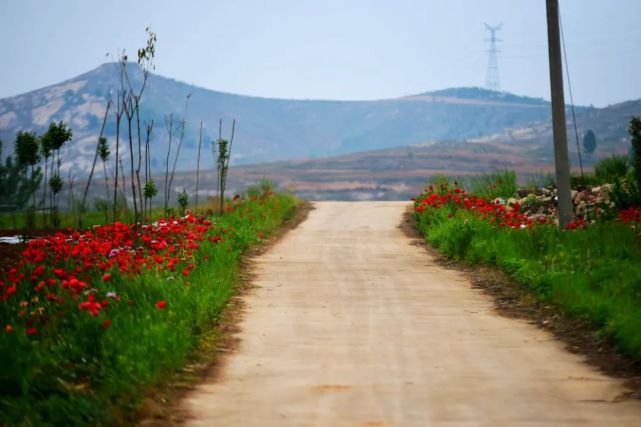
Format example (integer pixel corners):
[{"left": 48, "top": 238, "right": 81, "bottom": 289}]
[
  {"left": 467, "top": 169, "right": 518, "bottom": 200},
  {"left": 594, "top": 155, "right": 629, "bottom": 183}
]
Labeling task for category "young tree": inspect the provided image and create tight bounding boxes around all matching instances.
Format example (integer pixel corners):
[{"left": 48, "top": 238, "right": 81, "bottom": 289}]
[
  {"left": 0, "top": 141, "right": 34, "bottom": 226},
  {"left": 123, "top": 93, "right": 140, "bottom": 224},
  {"left": 214, "top": 119, "right": 235, "bottom": 215},
  {"left": 166, "top": 116, "right": 186, "bottom": 216},
  {"left": 195, "top": 121, "right": 203, "bottom": 213},
  {"left": 176, "top": 187, "right": 188, "bottom": 215},
  {"left": 143, "top": 120, "right": 155, "bottom": 216},
  {"left": 79, "top": 101, "right": 111, "bottom": 227},
  {"left": 163, "top": 113, "right": 177, "bottom": 215},
  {"left": 163, "top": 95, "right": 190, "bottom": 216},
  {"left": 128, "top": 27, "right": 156, "bottom": 221},
  {"left": 98, "top": 136, "right": 111, "bottom": 212},
  {"left": 109, "top": 51, "right": 128, "bottom": 221},
  {"left": 583, "top": 129, "right": 597, "bottom": 155},
  {"left": 14, "top": 131, "right": 42, "bottom": 220},
  {"left": 39, "top": 133, "right": 52, "bottom": 224},
  {"left": 41, "top": 121, "right": 72, "bottom": 227}
]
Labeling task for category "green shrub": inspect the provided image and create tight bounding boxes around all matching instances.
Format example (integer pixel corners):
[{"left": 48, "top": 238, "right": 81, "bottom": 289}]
[
  {"left": 594, "top": 155, "right": 629, "bottom": 183},
  {"left": 467, "top": 169, "right": 517, "bottom": 200}
]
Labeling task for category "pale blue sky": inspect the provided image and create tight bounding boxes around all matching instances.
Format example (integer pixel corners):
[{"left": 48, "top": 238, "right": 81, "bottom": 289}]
[{"left": 0, "top": 0, "right": 639, "bottom": 106}]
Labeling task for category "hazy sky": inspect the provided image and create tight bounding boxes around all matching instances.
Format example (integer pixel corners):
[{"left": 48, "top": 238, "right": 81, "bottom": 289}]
[{"left": 1, "top": 0, "right": 639, "bottom": 107}]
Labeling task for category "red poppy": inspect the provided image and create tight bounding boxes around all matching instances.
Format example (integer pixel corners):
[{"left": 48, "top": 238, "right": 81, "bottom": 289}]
[{"left": 156, "top": 300, "right": 167, "bottom": 310}]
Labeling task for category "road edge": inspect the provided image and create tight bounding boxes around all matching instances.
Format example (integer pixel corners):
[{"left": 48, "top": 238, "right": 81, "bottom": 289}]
[{"left": 400, "top": 205, "right": 641, "bottom": 400}]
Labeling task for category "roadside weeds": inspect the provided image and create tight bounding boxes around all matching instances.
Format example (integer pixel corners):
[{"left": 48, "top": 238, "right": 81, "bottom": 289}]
[{"left": 137, "top": 201, "right": 314, "bottom": 426}]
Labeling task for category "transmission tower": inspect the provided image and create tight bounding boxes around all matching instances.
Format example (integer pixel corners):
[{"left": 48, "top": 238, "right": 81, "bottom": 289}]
[{"left": 484, "top": 23, "right": 502, "bottom": 91}]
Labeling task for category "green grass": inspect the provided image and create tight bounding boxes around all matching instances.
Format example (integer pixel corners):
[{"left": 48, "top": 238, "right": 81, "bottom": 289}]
[
  {"left": 415, "top": 182, "right": 641, "bottom": 362},
  {"left": 0, "top": 206, "right": 181, "bottom": 230},
  {"left": 0, "top": 193, "right": 298, "bottom": 426}
]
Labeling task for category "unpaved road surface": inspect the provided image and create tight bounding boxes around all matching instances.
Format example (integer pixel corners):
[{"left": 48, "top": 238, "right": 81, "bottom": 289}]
[{"left": 182, "top": 202, "right": 641, "bottom": 426}]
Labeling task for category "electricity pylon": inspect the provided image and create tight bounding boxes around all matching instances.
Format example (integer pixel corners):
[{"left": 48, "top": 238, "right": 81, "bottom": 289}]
[{"left": 484, "top": 23, "right": 502, "bottom": 91}]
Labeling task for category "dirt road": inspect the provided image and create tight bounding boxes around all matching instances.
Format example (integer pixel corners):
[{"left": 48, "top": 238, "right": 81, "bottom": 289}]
[{"left": 182, "top": 201, "right": 641, "bottom": 426}]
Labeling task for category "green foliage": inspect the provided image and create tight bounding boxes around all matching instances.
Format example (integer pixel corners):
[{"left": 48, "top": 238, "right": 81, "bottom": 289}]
[
  {"left": 137, "top": 26, "right": 157, "bottom": 68},
  {"left": 214, "top": 121, "right": 235, "bottom": 215},
  {"left": 594, "top": 155, "right": 629, "bottom": 183},
  {"left": 0, "top": 194, "right": 298, "bottom": 426},
  {"left": 98, "top": 136, "right": 110, "bottom": 162},
  {"left": 40, "top": 133, "right": 52, "bottom": 160},
  {"left": 49, "top": 173, "right": 63, "bottom": 195},
  {"left": 466, "top": 169, "right": 518, "bottom": 200},
  {"left": 1, "top": 139, "right": 41, "bottom": 215},
  {"left": 94, "top": 197, "right": 110, "bottom": 223},
  {"left": 143, "top": 179, "right": 158, "bottom": 200},
  {"left": 0, "top": 142, "right": 31, "bottom": 211},
  {"left": 609, "top": 179, "right": 641, "bottom": 210},
  {"left": 583, "top": 129, "right": 597, "bottom": 155},
  {"left": 570, "top": 173, "right": 601, "bottom": 188},
  {"left": 41, "top": 121, "right": 72, "bottom": 152},
  {"left": 244, "top": 178, "right": 275, "bottom": 199},
  {"left": 177, "top": 187, "right": 189, "bottom": 214},
  {"left": 14, "top": 131, "right": 41, "bottom": 167},
  {"left": 606, "top": 118, "right": 641, "bottom": 210},
  {"left": 415, "top": 199, "right": 641, "bottom": 361}
]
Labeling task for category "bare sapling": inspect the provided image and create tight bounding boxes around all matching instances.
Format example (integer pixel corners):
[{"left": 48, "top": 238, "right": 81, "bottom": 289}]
[
  {"left": 195, "top": 121, "right": 203, "bottom": 214},
  {"left": 123, "top": 27, "right": 156, "bottom": 222},
  {"left": 109, "top": 51, "right": 128, "bottom": 222},
  {"left": 163, "top": 113, "right": 176, "bottom": 216},
  {"left": 163, "top": 94, "right": 191, "bottom": 216},
  {"left": 123, "top": 93, "right": 140, "bottom": 224},
  {"left": 78, "top": 100, "right": 111, "bottom": 228},
  {"left": 143, "top": 120, "right": 156, "bottom": 218},
  {"left": 98, "top": 136, "right": 111, "bottom": 220}
]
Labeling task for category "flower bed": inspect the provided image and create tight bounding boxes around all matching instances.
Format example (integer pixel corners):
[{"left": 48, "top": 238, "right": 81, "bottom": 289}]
[
  {"left": 0, "top": 192, "right": 297, "bottom": 426},
  {"left": 415, "top": 183, "right": 641, "bottom": 231}
]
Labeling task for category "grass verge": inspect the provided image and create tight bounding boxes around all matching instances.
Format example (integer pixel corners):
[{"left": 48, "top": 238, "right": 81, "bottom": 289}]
[
  {"left": 414, "top": 185, "right": 641, "bottom": 363},
  {"left": 0, "top": 193, "right": 299, "bottom": 426}
]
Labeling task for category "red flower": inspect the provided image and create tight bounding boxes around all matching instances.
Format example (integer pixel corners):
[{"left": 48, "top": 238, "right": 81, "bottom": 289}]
[
  {"left": 78, "top": 294, "right": 102, "bottom": 317},
  {"left": 5, "top": 284, "right": 17, "bottom": 295},
  {"left": 5, "top": 324, "right": 12, "bottom": 333},
  {"left": 26, "top": 327, "right": 37, "bottom": 335},
  {"left": 102, "top": 273, "right": 112, "bottom": 282},
  {"left": 156, "top": 300, "right": 167, "bottom": 310},
  {"left": 102, "top": 319, "right": 112, "bottom": 329},
  {"left": 32, "top": 265, "right": 46, "bottom": 277}
]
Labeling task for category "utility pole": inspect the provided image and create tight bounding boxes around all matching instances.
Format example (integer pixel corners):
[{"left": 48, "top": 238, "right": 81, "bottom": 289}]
[
  {"left": 546, "top": 0, "right": 573, "bottom": 228},
  {"left": 484, "top": 23, "right": 502, "bottom": 91}
]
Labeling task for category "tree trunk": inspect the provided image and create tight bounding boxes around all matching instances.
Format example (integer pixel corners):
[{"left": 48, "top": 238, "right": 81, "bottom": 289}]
[{"left": 79, "top": 102, "right": 110, "bottom": 228}]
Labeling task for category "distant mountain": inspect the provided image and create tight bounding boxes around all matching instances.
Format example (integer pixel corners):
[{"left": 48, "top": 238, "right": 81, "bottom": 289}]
[{"left": 0, "top": 63, "right": 558, "bottom": 175}]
